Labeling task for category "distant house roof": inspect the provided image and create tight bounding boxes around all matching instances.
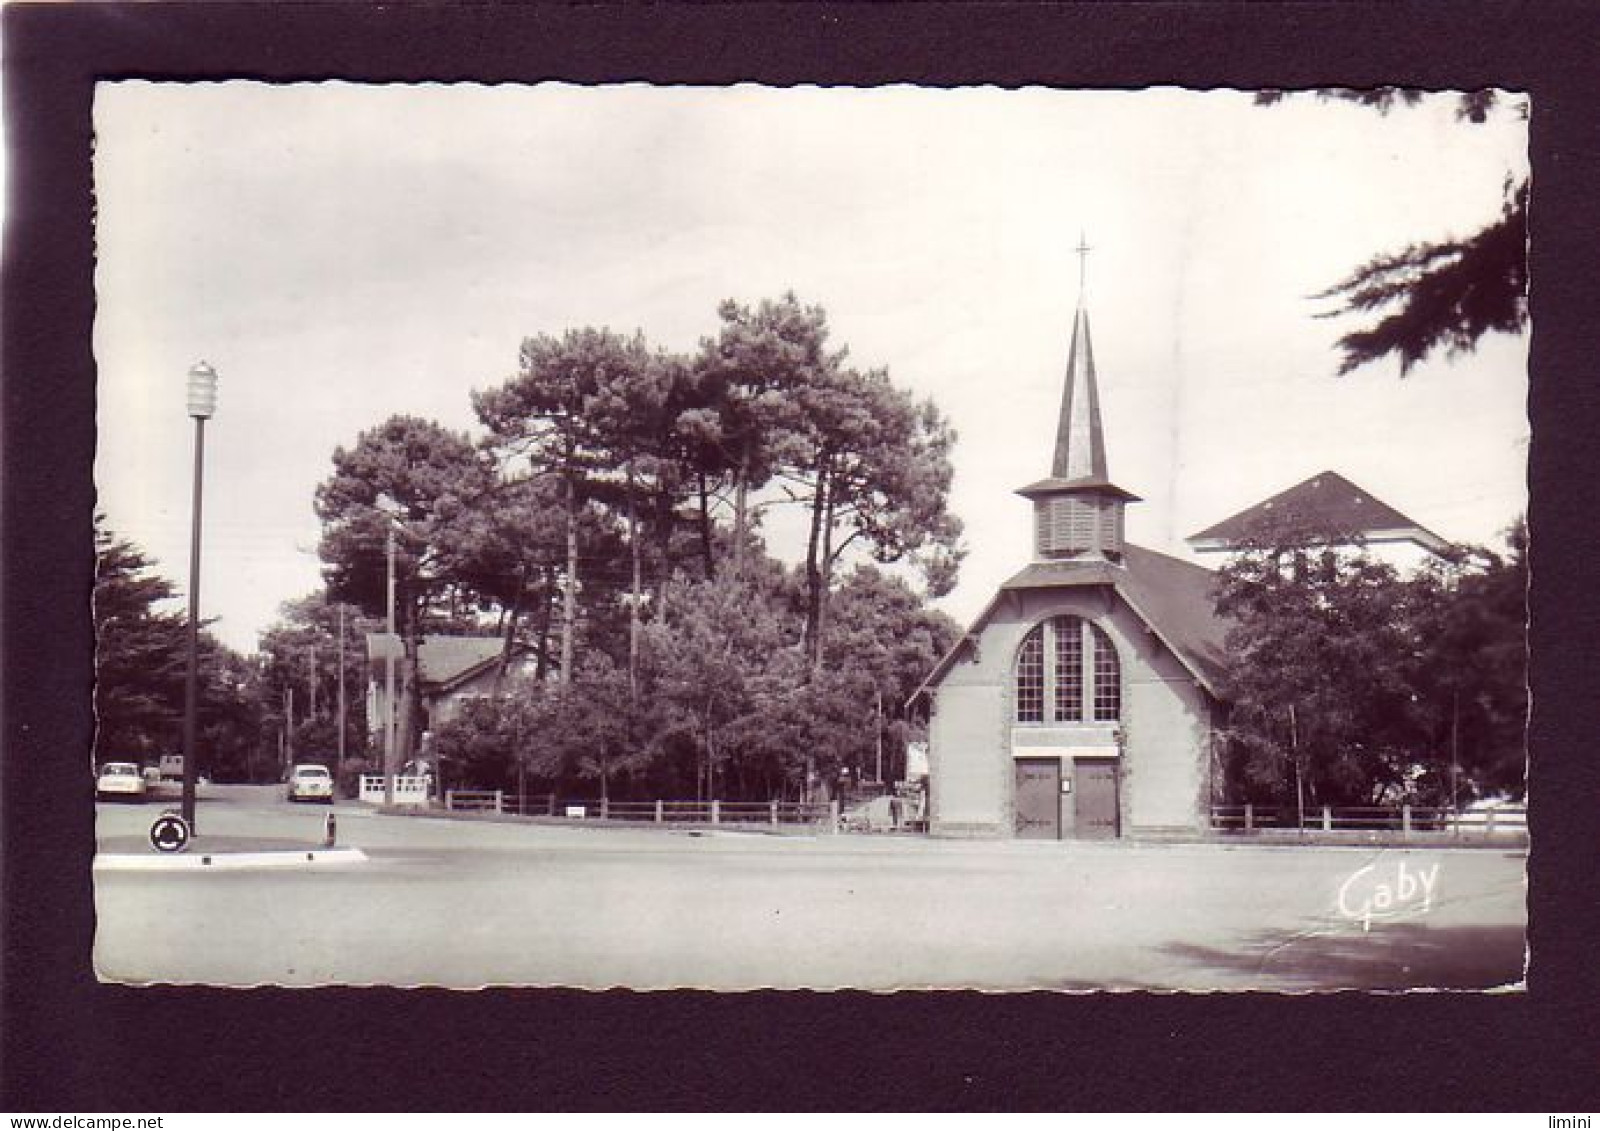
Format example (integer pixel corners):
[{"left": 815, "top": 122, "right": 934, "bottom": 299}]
[
  {"left": 1186, "top": 470, "right": 1451, "bottom": 555},
  {"left": 911, "top": 542, "right": 1230, "bottom": 706},
  {"left": 366, "top": 634, "right": 527, "bottom": 691}
]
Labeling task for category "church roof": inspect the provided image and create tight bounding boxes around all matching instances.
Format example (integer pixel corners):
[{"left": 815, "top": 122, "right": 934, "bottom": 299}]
[
  {"left": 910, "top": 542, "right": 1231, "bottom": 705},
  {"left": 1186, "top": 470, "right": 1450, "bottom": 554},
  {"left": 1015, "top": 475, "right": 1142, "bottom": 502}
]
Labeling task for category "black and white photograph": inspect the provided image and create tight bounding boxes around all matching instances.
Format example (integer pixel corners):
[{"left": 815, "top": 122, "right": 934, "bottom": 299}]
[{"left": 88, "top": 81, "right": 1530, "bottom": 993}]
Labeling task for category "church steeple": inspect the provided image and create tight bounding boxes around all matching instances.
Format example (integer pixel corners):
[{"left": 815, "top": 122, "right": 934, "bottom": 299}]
[
  {"left": 1051, "top": 300, "right": 1107, "bottom": 481},
  {"left": 1017, "top": 236, "right": 1140, "bottom": 563}
]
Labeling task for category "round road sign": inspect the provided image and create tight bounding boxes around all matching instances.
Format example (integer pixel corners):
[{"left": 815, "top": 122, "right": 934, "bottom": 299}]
[{"left": 149, "top": 812, "right": 191, "bottom": 854}]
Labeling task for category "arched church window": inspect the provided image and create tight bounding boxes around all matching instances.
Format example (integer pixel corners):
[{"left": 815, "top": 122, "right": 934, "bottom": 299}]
[
  {"left": 1013, "top": 616, "right": 1122, "bottom": 724},
  {"left": 1054, "top": 619, "right": 1083, "bottom": 720},
  {"left": 1015, "top": 629, "right": 1045, "bottom": 723},
  {"left": 1091, "top": 622, "right": 1120, "bottom": 721}
]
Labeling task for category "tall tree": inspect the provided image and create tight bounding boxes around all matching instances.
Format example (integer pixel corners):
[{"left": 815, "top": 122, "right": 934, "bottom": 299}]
[
  {"left": 474, "top": 328, "right": 657, "bottom": 684},
  {"left": 256, "top": 593, "right": 372, "bottom": 777},
  {"left": 443, "top": 475, "right": 572, "bottom": 683},
  {"left": 314, "top": 415, "right": 495, "bottom": 765},
  {"left": 93, "top": 521, "right": 263, "bottom": 778},
  {"left": 1407, "top": 520, "right": 1528, "bottom": 802},
  {"left": 821, "top": 565, "right": 962, "bottom": 782},
  {"left": 1213, "top": 514, "right": 1432, "bottom": 816},
  {"left": 93, "top": 525, "right": 186, "bottom": 761},
  {"left": 791, "top": 365, "right": 964, "bottom": 662},
  {"left": 689, "top": 294, "right": 828, "bottom": 576},
  {"left": 638, "top": 568, "right": 796, "bottom": 800}
]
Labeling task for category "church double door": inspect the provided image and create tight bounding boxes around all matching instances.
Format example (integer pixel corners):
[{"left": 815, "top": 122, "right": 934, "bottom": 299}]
[
  {"left": 1013, "top": 756, "right": 1120, "bottom": 840},
  {"left": 1073, "top": 757, "right": 1120, "bottom": 839},
  {"left": 1014, "top": 758, "right": 1061, "bottom": 839}
]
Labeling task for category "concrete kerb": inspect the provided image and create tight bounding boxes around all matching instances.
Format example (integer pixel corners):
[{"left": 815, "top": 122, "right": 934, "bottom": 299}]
[{"left": 94, "top": 847, "right": 369, "bottom": 872}]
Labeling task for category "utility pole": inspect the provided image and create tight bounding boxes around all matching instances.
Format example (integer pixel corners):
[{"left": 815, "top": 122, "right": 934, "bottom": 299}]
[
  {"left": 1450, "top": 685, "right": 1461, "bottom": 813},
  {"left": 384, "top": 515, "right": 397, "bottom": 805},
  {"left": 336, "top": 604, "right": 347, "bottom": 771},
  {"left": 875, "top": 686, "right": 884, "bottom": 784}
]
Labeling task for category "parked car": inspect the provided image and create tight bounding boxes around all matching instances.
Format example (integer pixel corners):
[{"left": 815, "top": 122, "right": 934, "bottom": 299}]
[
  {"left": 286, "top": 763, "right": 335, "bottom": 804},
  {"left": 96, "top": 762, "right": 148, "bottom": 802}
]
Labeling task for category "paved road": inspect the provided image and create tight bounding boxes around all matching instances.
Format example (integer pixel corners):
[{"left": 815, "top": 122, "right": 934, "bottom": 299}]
[{"left": 93, "top": 785, "right": 1527, "bottom": 992}]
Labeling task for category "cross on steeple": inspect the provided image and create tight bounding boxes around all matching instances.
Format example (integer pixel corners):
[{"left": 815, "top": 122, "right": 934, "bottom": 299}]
[{"left": 1075, "top": 232, "right": 1093, "bottom": 295}]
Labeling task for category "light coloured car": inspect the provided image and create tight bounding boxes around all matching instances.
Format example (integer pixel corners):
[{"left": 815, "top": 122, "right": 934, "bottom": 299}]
[
  {"left": 286, "top": 763, "right": 335, "bottom": 804},
  {"left": 96, "top": 761, "right": 148, "bottom": 802}
]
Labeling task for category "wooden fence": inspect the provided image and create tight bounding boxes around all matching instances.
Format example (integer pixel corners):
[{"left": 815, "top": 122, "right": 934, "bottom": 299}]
[
  {"left": 446, "top": 790, "right": 839, "bottom": 830},
  {"left": 1211, "top": 803, "right": 1527, "bottom": 842}
]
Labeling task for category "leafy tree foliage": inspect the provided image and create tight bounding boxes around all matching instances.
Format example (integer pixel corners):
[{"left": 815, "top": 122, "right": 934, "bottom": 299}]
[
  {"left": 102, "top": 294, "right": 963, "bottom": 794},
  {"left": 318, "top": 295, "right": 963, "bottom": 801},
  {"left": 693, "top": 294, "right": 964, "bottom": 662},
  {"left": 1406, "top": 521, "right": 1527, "bottom": 800},
  {"left": 314, "top": 415, "right": 496, "bottom": 763},
  {"left": 435, "top": 553, "right": 959, "bottom": 802},
  {"left": 1315, "top": 181, "right": 1527, "bottom": 376},
  {"left": 475, "top": 329, "right": 665, "bottom": 683},
  {"left": 1214, "top": 512, "right": 1526, "bottom": 812},
  {"left": 690, "top": 294, "right": 832, "bottom": 576},
  {"left": 92, "top": 522, "right": 264, "bottom": 778},
  {"left": 93, "top": 526, "right": 186, "bottom": 760},
  {"left": 255, "top": 593, "right": 374, "bottom": 780},
  {"left": 1259, "top": 88, "right": 1528, "bottom": 375}
]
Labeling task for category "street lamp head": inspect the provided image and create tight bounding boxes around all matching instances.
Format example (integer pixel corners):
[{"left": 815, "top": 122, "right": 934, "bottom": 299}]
[
  {"left": 374, "top": 492, "right": 406, "bottom": 519},
  {"left": 186, "top": 360, "right": 220, "bottom": 419}
]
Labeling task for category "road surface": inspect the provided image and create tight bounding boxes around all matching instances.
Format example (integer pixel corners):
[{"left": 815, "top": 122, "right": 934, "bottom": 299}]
[{"left": 93, "top": 785, "right": 1527, "bottom": 992}]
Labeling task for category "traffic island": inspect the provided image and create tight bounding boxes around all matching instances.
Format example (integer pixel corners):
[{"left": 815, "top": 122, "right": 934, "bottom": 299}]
[{"left": 94, "top": 827, "right": 368, "bottom": 872}]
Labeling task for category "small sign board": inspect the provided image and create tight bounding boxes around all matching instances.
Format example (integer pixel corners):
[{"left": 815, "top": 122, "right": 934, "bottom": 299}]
[
  {"left": 149, "top": 812, "right": 191, "bottom": 854},
  {"left": 565, "top": 805, "right": 586, "bottom": 819}
]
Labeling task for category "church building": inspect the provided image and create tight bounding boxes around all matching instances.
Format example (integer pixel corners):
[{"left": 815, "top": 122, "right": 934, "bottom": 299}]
[{"left": 912, "top": 275, "right": 1231, "bottom": 839}]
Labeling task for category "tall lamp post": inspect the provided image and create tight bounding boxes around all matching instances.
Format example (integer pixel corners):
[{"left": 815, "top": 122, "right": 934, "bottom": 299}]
[{"left": 181, "top": 360, "right": 219, "bottom": 831}]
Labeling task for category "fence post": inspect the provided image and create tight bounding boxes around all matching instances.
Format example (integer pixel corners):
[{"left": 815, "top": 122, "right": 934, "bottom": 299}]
[
  {"left": 711, "top": 799, "right": 721, "bottom": 825},
  {"left": 829, "top": 798, "right": 840, "bottom": 834},
  {"left": 1244, "top": 803, "right": 1254, "bottom": 832},
  {"left": 655, "top": 799, "right": 664, "bottom": 824},
  {"left": 601, "top": 796, "right": 609, "bottom": 821},
  {"left": 1486, "top": 808, "right": 1496, "bottom": 839},
  {"left": 1401, "top": 804, "right": 1412, "bottom": 839},
  {"left": 770, "top": 799, "right": 778, "bottom": 826},
  {"left": 445, "top": 790, "right": 455, "bottom": 812},
  {"left": 547, "top": 794, "right": 556, "bottom": 817},
  {"left": 1321, "top": 805, "right": 1332, "bottom": 832}
]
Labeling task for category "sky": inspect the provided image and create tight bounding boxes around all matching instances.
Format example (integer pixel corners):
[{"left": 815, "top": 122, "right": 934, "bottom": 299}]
[{"left": 93, "top": 83, "right": 1530, "bottom": 655}]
